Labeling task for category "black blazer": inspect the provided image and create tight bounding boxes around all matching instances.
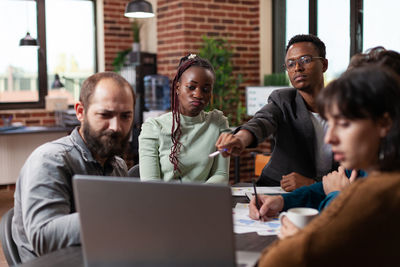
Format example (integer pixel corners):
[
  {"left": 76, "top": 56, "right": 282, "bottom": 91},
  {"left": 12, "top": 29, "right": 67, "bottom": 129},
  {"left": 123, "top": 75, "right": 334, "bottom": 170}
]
[{"left": 238, "top": 88, "right": 337, "bottom": 186}]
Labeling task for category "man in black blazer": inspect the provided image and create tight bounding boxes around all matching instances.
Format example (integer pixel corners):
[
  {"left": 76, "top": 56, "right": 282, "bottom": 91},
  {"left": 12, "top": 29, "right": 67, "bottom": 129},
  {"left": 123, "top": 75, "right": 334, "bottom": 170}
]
[{"left": 216, "top": 34, "right": 336, "bottom": 191}]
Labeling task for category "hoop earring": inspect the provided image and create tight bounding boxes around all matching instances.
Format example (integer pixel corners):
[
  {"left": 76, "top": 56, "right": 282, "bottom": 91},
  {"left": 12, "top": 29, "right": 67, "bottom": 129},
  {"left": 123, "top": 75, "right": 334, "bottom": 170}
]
[{"left": 379, "top": 138, "right": 386, "bottom": 161}]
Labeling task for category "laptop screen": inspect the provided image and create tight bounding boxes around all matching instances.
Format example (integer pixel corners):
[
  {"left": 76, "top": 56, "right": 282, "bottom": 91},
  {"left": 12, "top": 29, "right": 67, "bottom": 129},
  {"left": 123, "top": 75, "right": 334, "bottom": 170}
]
[{"left": 73, "top": 175, "right": 236, "bottom": 267}]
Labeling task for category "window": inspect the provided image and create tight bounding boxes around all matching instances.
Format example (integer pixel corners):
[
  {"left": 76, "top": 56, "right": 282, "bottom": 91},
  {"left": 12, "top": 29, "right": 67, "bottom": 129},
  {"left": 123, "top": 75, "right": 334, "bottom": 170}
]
[
  {"left": 285, "top": 0, "right": 309, "bottom": 47},
  {"left": 317, "top": 0, "right": 350, "bottom": 81},
  {"left": 0, "top": 0, "right": 96, "bottom": 110},
  {"left": 46, "top": 0, "right": 96, "bottom": 105},
  {"left": 0, "top": 1, "right": 39, "bottom": 104},
  {"left": 273, "top": 0, "right": 400, "bottom": 81},
  {"left": 363, "top": 0, "right": 400, "bottom": 52}
]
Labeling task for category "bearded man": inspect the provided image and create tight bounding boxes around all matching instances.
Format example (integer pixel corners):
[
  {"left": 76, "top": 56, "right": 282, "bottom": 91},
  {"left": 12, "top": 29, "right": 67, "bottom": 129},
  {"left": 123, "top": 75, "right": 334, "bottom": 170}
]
[{"left": 12, "top": 72, "right": 135, "bottom": 263}]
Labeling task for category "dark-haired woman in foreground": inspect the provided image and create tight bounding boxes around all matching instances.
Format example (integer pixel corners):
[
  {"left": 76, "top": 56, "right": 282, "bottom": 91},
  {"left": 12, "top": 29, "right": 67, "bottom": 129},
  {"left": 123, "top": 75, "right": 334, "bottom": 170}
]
[
  {"left": 249, "top": 46, "right": 400, "bottom": 219},
  {"left": 139, "top": 54, "right": 229, "bottom": 183},
  {"left": 258, "top": 65, "right": 400, "bottom": 267}
]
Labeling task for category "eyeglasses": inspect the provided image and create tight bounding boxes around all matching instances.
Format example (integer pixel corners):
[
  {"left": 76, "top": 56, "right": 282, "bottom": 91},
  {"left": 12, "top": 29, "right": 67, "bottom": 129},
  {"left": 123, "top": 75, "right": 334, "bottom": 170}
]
[{"left": 284, "top": 55, "right": 324, "bottom": 71}]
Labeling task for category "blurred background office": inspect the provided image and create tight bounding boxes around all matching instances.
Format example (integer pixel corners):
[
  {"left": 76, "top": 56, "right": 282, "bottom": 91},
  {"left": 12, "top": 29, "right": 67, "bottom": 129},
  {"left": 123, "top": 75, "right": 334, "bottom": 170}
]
[{"left": 0, "top": 0, "right": 399, "bottom": 185}]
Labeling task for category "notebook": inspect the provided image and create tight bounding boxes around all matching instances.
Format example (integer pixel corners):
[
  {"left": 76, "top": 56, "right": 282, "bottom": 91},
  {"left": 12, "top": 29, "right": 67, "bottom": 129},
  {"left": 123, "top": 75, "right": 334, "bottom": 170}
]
[{"left": 73, "top": 175, "right": 258, "bottom": 267}]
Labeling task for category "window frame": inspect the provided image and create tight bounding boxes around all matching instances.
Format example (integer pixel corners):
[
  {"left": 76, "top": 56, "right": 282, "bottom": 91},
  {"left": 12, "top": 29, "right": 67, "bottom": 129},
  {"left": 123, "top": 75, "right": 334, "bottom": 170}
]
[
  {"left": 273, "top": 0, "right": 364, "bottom": 72},
  {"left": 0, "top": 0, "right": 97, "bottom": 110}
]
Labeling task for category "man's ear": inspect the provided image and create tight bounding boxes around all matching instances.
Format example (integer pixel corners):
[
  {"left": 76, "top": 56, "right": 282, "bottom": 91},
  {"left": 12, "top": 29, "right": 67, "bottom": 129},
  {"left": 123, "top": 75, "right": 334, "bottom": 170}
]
[
  {"left": 379, "top": 112, "right": 393, "bottom": 138},
  {"left": 322, "top": 58, "right": 328, "bottom": 73},
  {"left": 75, "top": 101, "right": 85, "bottom": 123}
]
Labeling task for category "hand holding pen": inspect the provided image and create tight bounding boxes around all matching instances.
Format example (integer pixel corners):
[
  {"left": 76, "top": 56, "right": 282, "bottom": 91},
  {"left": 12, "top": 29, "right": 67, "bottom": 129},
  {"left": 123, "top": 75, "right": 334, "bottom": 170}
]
[
  {"left": 208, "top": 148, "right": 228, "bottom": 158},
  {"left": 215, "top": 132, "right": 248, "bottom": 157},
  {"left": 248, "top": 191, "right": 285, "bottom": 221}
]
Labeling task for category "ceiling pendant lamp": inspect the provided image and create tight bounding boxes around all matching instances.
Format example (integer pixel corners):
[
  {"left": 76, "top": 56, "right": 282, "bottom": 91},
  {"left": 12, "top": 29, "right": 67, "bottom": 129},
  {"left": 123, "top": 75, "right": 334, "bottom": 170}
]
[
  {"left": 20, "top": 1, "right": 39, "bottom": 47},
  {"left": 19, "top": 32, "right": 39, "bottom": 47},
  {"left": 124, "top": 0, "right": 155, "bottom": 18}
]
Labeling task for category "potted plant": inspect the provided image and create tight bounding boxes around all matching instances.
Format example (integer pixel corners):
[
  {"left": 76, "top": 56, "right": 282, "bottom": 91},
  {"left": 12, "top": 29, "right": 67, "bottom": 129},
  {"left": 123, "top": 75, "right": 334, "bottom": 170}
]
[
  {"left": 112, "top": 20, "right": 143, "bottom": 72},
  {"left": 264, "top": 72, "right": 289, "bottom": 86},
  {"left": 131, "top": 19, "right": 142, "bottom": 52},
  {"left": 112, "top": 49, "right": 131, "bottom": 73}
]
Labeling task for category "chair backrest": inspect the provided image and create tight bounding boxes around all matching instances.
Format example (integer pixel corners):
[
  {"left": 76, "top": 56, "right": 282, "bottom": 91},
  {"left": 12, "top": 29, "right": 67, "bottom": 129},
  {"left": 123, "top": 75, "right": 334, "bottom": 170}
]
[
  {"left": 128, "top": 164, "right": 140, "bottom": 178},
  {"left": 0, "top": 208, "right": 21, "bottom": 265},
  {"left": 255, "top": 154, "right": 271, "bottom": 176}
]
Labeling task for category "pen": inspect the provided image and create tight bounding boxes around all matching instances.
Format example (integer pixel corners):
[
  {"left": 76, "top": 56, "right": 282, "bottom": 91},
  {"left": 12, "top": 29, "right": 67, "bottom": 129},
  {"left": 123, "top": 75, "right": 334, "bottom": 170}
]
[
  {"left": 252, "top": 179, "right": 261, "bottom": 220},
  {"left": 208, "top": 148, "right": 228, "bottom": 158}
]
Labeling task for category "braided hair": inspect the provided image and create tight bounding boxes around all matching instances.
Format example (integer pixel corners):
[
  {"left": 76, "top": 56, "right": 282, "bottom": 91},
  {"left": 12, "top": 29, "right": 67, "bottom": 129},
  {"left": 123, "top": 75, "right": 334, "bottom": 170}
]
[{"left": 169, "top": 54, "right": 215, "bottom": 175}]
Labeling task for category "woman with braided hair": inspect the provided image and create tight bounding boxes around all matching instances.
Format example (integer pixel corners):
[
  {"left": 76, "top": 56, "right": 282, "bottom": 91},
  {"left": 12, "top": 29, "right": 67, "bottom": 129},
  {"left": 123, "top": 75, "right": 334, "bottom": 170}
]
[{"left": 138, "top": 54, "right": 230, "bottom": 183}]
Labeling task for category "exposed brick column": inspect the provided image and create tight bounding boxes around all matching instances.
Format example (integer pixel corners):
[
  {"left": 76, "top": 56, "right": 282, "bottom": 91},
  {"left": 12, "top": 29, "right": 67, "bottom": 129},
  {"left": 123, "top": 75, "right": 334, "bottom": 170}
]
[
  {"left": 102, "top": 0, "right": 261, "bottom": 88},
  {"left": 103, "top": 0, "right": 133, "bottom": 71},
  {"left": 157, "top": 0, "right": 260, "bottom": 87}
]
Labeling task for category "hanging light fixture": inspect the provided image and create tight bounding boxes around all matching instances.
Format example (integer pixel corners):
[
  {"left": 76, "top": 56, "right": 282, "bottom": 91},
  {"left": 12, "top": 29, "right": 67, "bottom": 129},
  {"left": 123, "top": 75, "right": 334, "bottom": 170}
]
[
  {"left": 124, "top": 0, "right": 155, "bottom": 18},
  {"left": 20, "top": 1, "right": 39, "bottom": 47},
  {"left": 19, "top": 32, "right": 38, "bottom": 46}
]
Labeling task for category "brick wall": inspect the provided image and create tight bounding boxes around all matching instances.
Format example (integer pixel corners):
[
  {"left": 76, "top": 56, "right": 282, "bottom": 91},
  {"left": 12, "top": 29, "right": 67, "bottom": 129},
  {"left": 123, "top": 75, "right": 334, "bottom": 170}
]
[
  {"left": 156, "top": 0, "right": 260, "bottom": 84},
  {"left": 103, "top": 0, "right": 134, "bottom": 71},
  {"left": 102, "top": 0, "right": 260, "bottom": 84},
  {"left": 0, "top": 110, "right": 56, "bottom": 127},
  {"left": 102, "top": 0, "right": 261, "bottom": 99}
]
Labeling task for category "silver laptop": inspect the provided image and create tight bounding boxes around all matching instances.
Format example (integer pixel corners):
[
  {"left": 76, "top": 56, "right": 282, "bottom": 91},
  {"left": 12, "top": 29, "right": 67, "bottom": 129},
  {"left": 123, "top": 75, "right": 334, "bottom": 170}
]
[{"left": 73, "top": 175, "right": 240, "bottom": 267}]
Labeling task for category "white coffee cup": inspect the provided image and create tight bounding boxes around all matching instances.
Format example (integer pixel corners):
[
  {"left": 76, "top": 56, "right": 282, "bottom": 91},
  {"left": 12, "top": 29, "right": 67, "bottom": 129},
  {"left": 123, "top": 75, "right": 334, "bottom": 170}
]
[{"left": 279, "top": 207, "right": 319, "bottom": 229}]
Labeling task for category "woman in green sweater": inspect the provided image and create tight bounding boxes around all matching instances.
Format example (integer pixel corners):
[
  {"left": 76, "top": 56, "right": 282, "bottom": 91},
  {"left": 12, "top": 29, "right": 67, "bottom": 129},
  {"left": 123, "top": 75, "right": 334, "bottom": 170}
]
[{"left": 138, "top": 54, "right": 230, "bottom": 183}]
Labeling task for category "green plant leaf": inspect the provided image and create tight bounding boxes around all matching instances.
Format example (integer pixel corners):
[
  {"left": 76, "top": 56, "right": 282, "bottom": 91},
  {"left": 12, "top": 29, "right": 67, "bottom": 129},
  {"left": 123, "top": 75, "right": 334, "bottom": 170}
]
[
  {"left": 112, "top": 49, "right": 131, "bottom": 73},
  {"left": 264, "top": 72, "right": 290, "bottom": 86},
  {"left": 131, "top": 19, "right": 142, "bottom": 43}
]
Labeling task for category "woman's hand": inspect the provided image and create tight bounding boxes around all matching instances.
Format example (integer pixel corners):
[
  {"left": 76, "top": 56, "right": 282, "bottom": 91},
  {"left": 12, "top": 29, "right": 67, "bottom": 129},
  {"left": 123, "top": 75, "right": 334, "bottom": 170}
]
[
  {"left": 281, "top": 172, "right": 315, "bottom": 192},
  {"left": 278, "top": 215, "right": 300, "bottom": 240},
  {"left": 249, "top": 195, "right": 284, "bottom": 221},
  {"left": 322, "top": 166, "right": 357, "bottom": 195}
]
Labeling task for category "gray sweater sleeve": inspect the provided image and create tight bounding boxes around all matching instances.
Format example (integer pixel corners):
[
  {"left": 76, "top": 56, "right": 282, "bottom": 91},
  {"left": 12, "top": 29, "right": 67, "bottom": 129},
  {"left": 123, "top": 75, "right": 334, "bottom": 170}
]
[{"left": 19, "top": 147, "right": 80, "bottom": 256}]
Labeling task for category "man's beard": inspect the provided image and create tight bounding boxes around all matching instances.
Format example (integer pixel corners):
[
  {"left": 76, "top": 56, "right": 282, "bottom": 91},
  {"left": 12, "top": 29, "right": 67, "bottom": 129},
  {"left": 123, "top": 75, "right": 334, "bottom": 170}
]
[{"left": 82, "top": 120, "right": 131, "bottom": 160}]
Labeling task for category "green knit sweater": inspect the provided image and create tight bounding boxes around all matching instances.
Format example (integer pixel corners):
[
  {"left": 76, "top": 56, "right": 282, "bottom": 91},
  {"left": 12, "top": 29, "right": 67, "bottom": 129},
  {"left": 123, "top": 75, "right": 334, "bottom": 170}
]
[{"left": 139, "top": 110, "right": 230, "bottom": 184}]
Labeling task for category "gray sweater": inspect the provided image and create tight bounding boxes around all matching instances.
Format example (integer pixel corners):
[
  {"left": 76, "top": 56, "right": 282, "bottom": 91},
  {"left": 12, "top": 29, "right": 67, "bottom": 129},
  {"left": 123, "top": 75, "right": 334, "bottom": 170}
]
[{"left": 12, "top": 127, "right": 128, "bottom": 262}]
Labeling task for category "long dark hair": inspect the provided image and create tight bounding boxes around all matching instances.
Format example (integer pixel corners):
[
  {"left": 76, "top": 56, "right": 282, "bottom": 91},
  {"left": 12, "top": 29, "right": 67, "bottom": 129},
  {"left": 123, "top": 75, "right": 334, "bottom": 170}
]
[
  {"left": 169, "top": 54, "right": 215, "bottom": 175},
  {"left": 317, "top": 66, "right": 400, "bottom": 171}
]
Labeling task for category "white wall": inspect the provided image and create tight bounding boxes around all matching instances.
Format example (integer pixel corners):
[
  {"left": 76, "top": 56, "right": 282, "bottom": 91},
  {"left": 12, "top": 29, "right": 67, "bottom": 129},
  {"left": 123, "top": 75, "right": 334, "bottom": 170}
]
[
  {"left": 259, "top": 0, "right": 273, "bottom": 84},
  {"left": 0, "top": 131, "right": 68, "bottom": 184},
  {"left": 96, "top": 0, "right": 105, "bottom": 72},
  {"left": 140, "top": 0, "right": 157, "bottom": 53}
]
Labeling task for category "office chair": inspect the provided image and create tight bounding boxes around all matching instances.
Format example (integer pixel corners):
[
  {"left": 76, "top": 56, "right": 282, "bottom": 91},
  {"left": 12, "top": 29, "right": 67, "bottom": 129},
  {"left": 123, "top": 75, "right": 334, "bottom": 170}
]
[
  {"left": 254, "top": 154, "right": 271, "bottom": 176},
  {"left": 251, "top": 138, "right": 274, "bottom": 177},
  {"left": 128, "top": 164, "right": 140, "bottom": 178},
  {"left": 0, "top": 208, "right": 22, "bottom": 266}
]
